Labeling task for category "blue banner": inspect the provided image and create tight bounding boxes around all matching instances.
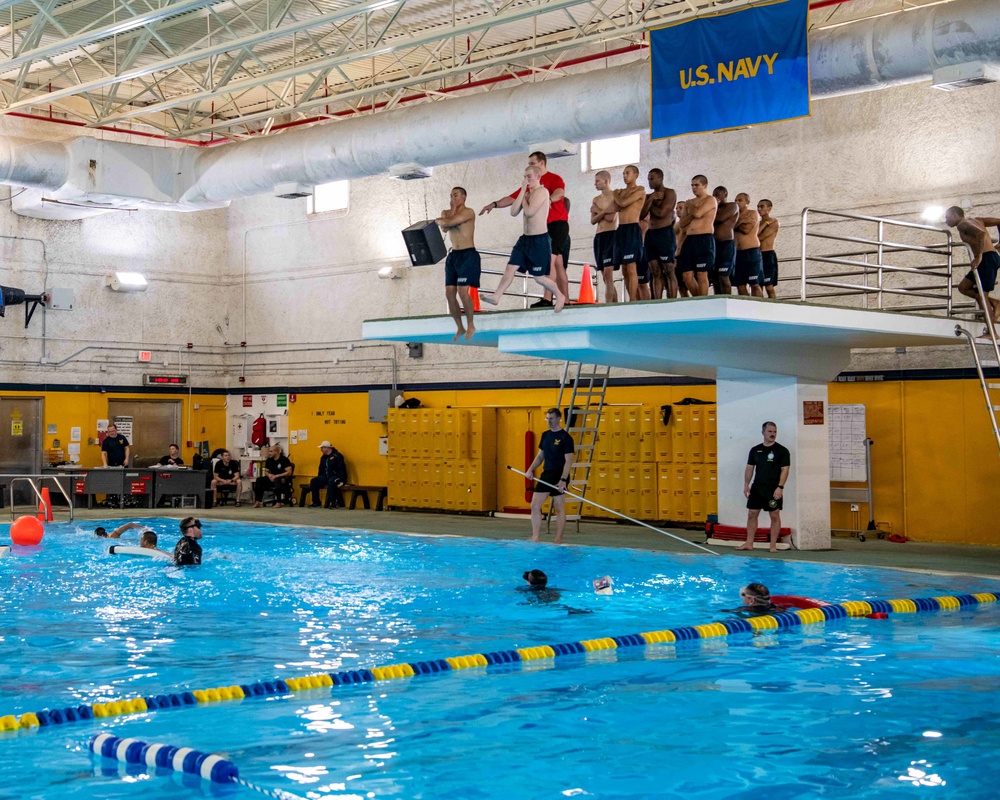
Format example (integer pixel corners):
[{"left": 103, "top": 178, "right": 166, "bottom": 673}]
[{"left": 650, "top": 0, "right": 810, "bottom": 139}]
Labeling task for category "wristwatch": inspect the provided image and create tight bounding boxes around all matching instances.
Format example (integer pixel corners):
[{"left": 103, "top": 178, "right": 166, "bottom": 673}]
[{"left": 777, "top": 485, "right": 784, "bottom": 489}]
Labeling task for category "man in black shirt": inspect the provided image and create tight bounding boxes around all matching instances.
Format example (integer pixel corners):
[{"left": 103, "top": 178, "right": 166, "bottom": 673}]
[
  {"left": 174, "top": 517, "right": 203, "bottom": 566},
  {"left": 157, "top": 444, "right": 184, "bottom": 466},
  {"left": 309, "top": 441, "right": 348, "bottom": 508},
  {"left": 100, "top": 424, "right": 130, "bottom": 467},
  {"left": 739, "top": 421, "right": 791, "bottom": 553},
  {"left": 528, "top": 408, "right": 575, "bottom": 544},
  {"left": 252, "top": 445, "right": 293, "bottom": 508},
  {"left": 211, "top": 450, "right": 243, "bottom": 506}
]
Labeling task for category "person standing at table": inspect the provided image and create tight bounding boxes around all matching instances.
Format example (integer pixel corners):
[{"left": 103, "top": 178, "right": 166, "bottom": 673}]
[{"left": 101, "top": 423, "right": 130, "bottom": 467}]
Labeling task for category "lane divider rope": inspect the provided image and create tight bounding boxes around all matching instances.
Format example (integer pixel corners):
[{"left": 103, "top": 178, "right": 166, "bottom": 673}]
[{"left": 3, "top": 592, "right": 994, "bottom": 735}]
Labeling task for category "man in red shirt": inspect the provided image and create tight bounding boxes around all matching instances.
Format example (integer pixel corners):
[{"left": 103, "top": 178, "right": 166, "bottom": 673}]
[{"left": 481, "top": 151, "right": 569, "bottom": 307}]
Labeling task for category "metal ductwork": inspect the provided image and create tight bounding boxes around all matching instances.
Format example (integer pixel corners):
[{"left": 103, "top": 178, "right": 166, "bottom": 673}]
[{"left": 0, "top": 0, "right": 996, "bottom": 218}]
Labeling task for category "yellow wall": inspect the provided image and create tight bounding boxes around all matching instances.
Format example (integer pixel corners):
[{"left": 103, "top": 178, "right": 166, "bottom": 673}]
[
  {"left": 1, "top": 390, "right": 228, "bottom": 468},
  {"left": 828, "top": 379, "right": 1000, "bottom": 545}
]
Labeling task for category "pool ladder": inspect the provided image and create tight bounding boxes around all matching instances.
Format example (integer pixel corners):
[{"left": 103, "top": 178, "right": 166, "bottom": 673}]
[
  {"left": 1, "top": 474, "right": 82, "bottom": 522},
  {"left": 549, "top": 361, "right": 611, "bottom": 532},
  {"left": 955, "top": 268, "right": 1000, "bottom": 457}
]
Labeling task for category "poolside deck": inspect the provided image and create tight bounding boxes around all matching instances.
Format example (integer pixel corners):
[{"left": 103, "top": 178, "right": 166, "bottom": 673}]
[{"left": 69, "top": 506, "right": 1000, "bottom": 582}]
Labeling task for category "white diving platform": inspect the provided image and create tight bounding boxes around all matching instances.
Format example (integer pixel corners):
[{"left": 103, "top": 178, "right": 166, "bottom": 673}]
[{"left": 363, "top": 297, "right": 962, "bottom": 550}]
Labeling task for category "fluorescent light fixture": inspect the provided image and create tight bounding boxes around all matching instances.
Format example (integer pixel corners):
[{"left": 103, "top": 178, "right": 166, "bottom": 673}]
[
  {"left": 106, "top": 271, "right": 148, "bottom": 292},
  {"left": 921, "top": 205, "right": 945, "bottom": 222},
  {"left": 378, "top": 265, "right": 403, "bottom": 280}
]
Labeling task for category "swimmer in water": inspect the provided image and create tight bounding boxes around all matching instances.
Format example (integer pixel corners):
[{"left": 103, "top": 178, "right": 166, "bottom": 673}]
[
  {"left": 94, "top": 522, "right": 150, "bottom": 539},
  {"left": 139, "top": 530, "right": 170, "bottom": 555},
  {"left": 728, "top": 582, "right": 785, "bottom": 617},
  {"left": 518, "top": 569, "right": 592, "bottom": 614},
  {"left": 173, "top": 517, "right": 203, "bottom": 566}
]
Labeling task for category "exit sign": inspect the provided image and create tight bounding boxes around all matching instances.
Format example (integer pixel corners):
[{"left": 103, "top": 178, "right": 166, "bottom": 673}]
[{"left": 138, "top": 351, "right": 152, "bottom": 362}]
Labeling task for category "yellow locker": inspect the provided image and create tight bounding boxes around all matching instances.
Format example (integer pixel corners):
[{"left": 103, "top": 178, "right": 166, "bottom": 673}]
[
  {"left": 595, "top": 414, "right": 612, "bottom": 462},
  {"left": 442, "top": 464, "right": 455, "bottom": 509},
  {"left": 468, "top": 408, "right": 496, "bottom": 462},
  {"left": 395, "top": 410, "right": 408, "bottom": 458},
  {"left": 623, "top": 464, "right": 640, "bottom": 516},
  {"left": 387, "top": 458, "right": 401, "bottom": 504},
  {"left": 625, "top": 409, "right": 641, "bottom": 462},
  {"left": 431, "top": 409, "right": 445, "bottom": 458},
  {"left": 418, "top": 461, "right": 435, "bottom": 508},
  {"left": 656, "top": 428, "right": 673, "bottom": 463},
  {"left": 705, "top": 405, "right": 717, "bottom": 462},
  {"left": 671, "top": 406, "right": 688, "bottom": 464},
  {"left": 687, "top": 490, "right": 706, "bottom": 522},
  {"left": 638, "top": 465, "right": 657, "bottom": 520},
  {"left": 657, "top": 464, "right": 674, "bottom": 519},
  {"left": 639, "top": 407, "right": 656, "bottom": 463},
  {"left": 387, "top": 410, "right": 399, "bottom": 458},
  {"left": 672, "top": 466, "right": 690, "bottom": 521},
  {"left": 467, "top": 461, "right": 485, "bottom": 511},
  {"left": 609, "top": 409, "right": 626, "bottom": 461},
  {"left": 445, "top": 410, "right": 469, "bottom": 460},
  {"left": 418, "top": 410, "right": 433, "bottom": 459},
  {"left": 430, "top": 462, "right": 444, "bottom": 509}
]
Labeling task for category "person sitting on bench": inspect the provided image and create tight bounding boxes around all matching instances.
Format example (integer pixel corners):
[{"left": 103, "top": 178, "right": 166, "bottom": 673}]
[
  {"left": 309, "top": 441, "right": 348, "bottom": 508},
  {"left": 253, "top": 445, "right": 293, "bottom": 508}
]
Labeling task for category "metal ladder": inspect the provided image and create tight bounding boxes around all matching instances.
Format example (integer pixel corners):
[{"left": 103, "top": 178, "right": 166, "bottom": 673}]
[
  {"left": 954, "top": 268, "right": 1000, "bottom": 456},
  {"left": 549, "top": 361, "right": 611, "bottom": 531}
]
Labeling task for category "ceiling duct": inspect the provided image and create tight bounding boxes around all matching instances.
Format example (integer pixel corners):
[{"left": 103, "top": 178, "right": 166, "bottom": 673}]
[
  {"left": 0, "top": 0, "right": 996, "bottom": 218},
  {"left": 931, "top": 61, "right": 1000, "bottom": 91}
]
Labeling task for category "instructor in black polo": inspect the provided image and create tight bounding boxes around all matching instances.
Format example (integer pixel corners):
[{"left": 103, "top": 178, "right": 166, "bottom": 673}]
[
  {"left": 739, "top": 421, "right": 790, "bottom": 553},
  {"left": 528, "top": 408, "right": 575, "bottom": 545},
  {"left": 101, "top": 423, "right": 130, "bottom": 467}
]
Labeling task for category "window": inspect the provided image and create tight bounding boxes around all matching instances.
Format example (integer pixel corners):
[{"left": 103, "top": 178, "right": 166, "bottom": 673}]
[
  {"left": 307, "top": 180, "right": 350, "bottom": 215},
  {"left": 581, "top": 133, "right": 641, "bottom": 172}
]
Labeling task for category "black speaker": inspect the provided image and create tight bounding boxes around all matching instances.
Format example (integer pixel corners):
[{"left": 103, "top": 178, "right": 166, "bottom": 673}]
[{"left": 401, "top": 220, "right": 446, "bottom": 266}]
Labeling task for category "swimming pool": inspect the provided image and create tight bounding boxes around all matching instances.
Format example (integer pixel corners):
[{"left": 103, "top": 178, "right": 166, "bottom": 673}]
[{"left": 2, "top": 519, "right": 999, "bottom": 799}]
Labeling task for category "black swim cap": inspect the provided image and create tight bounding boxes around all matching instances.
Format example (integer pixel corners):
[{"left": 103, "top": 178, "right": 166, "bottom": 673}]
[
  {"left": 95, "top": 527, "right": 108, "bottom": 537},
  {"left": 524, "top": 569, "right": 548, "bottom": 588}
]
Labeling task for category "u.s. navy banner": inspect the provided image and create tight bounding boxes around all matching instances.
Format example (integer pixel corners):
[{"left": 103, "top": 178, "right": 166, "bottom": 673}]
[{"left": 650, "top": 0, "right": 810, "bottom": 139}]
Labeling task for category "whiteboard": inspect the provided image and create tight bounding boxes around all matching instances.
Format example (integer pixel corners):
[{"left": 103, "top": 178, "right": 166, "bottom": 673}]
[{"left": 829, "top": 404, "right": 867, "bottom": 482}]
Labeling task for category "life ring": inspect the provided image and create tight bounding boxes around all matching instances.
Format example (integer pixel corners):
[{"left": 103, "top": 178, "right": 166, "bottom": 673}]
[
  {"left": 0, "top": 545, "right": 10, "bottom": 558},
  {"left": 770, "top": 594, "right": 829, "bottom": 609},
  {"left": 108, "top": 545, "right": 173, "bottom": 561}
]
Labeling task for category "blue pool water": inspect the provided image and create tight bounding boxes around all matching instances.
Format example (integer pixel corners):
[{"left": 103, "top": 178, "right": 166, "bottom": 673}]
[{"left": 2, "top": 519, "right": 999, "bottom": 799}]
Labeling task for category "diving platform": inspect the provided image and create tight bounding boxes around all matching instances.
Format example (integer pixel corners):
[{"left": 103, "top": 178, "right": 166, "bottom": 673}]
[{"left": 363, "top": 297, "right": 962, "bottom": 550}]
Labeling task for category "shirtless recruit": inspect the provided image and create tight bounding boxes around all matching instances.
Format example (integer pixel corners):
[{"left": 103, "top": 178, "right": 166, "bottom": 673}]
[
  {"left": 712, "top": 187, "right": 739, "bottom": 295},
  {"left": 674, "top": 201, "right": 689, "bottom": 298},
  {"left": 733, "top": 193, "right": 763, "bottom": 297},
  {"left": 946, "top": 206, "right": 1000, "bottom": 328},
  {"left": 590, "top": 170, "right": 619, "bottom": 303},
  {"left": 436, "top": 187, "right": 480, "bottom": 340},
  {"left": 610, "top": 165, "right": 647, "bottom": 302},
  {"left": 758, "top": 200, "right": 781, "bottom": 299},
  {"left": 641, "top": 168, "right": 678, "bottom": 299},
  {"left": 483, "top": 166, "right": 566, "bottom": 312},
  {"left": 677, "top": 175, "right": 718, "bottom": 296}
]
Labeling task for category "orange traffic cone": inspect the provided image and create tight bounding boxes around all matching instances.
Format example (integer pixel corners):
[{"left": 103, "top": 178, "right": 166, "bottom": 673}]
[
  {"left": 37, "top": 487, "right": 53, "bottom": 522},
  {"left": 576, "top": 263, "right": 597, "bottom": 305},
  {"left": 469, "top": 286, "right": 482, "bottom": 312}
]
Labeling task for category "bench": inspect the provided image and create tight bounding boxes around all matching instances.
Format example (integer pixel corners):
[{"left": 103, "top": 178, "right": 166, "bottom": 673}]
[{"left": 298, "top": 480, "right": 386, "bottom": 510}]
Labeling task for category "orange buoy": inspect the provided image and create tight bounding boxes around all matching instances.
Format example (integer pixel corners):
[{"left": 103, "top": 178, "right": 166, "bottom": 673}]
[{"left": 10, "top": 515, "right": 44, "bottom": 546}]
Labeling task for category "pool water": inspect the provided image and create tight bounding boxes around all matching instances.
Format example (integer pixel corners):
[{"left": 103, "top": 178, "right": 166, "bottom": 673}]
[{"left": 2, "top": 519, "right": 999, "bottom": 799}]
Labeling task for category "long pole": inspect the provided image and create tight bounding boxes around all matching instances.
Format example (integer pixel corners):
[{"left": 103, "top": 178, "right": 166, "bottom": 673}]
[{"left": 506, "top": 466, "right": 719, "bottom": 557}]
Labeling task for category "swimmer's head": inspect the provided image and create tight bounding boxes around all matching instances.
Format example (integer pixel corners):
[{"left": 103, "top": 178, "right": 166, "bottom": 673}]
[
  {"left": 140, "top": 531, "right": 158, "bottom": 549},
  {"left": 623, "top": 165, "right": 639, "bottom": 182},
  {"left": 523, "top": 569, "right": 547, "bottom": 589},
  {"left": 527, "top": 151, "right": 547, "bottom": 168},
  {"left": 524, "top": 165, "right": 542, "bottom": 185},
  {"left": 180, "top": 517, "right": 203, "bottom": 539},
  {"left": 647, "top": 168, "right": 663, "bottom": 189},
  {"left": 451, "top": 186, "right": 467, "bottom": 204},
  {"left": 713, "top": 186, "right": 728, "bottom": 202},
  {"left": 757, "top": 199, "right": 773, "bottom": 214},
  {"left": 740, "top": 582, "right": 771, "bottom": 607},
  {"left": 945, "top": 206, "right": 965, "bottom": 227},
  {"left": 735, "top": 192, "right": 750, "bottom": 210},
  {"left": 594, "top": 170, "right": 611, "bottom": 191},
  {"left": 95, "top": 527, "right": 108, "bottom": 538},
  {"left": 691, "top": 175, "right": 708, "bottom": 194}
]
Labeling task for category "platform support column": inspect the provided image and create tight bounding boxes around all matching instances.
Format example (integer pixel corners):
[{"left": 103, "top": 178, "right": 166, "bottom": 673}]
[{"left": 715, "top": 368, "right": 831, "bottom": 550}]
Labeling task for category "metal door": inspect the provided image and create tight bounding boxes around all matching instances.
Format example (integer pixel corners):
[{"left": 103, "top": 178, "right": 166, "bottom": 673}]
[
  {"left": 0, "top": 397, "right": 42, "bottom": 505},
  {"left": 107, "top": 400, "right": 181, "bottom": 467}
]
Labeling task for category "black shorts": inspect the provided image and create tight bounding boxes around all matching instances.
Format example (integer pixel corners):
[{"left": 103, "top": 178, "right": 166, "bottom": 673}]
[
  {"left": 614, "top": 223, "right": 644, "bottom": 266},
  {"left": 534, "top": 469, "right": 565, "bottom": 497},
  {"left": 734, "top": 248, "right": 763, "bottom": 286},
  {"left": 594, "top": 230, "right": 617, "bottom": 271},
  {"left": 444, "top": 248, "right": 481, "bottom": 288},
  {"left": 967, "top": 250, "right": 1000, "bottom": 293},
  {"left": 645, "top": 226, "right": 676, "bottom": 265},
  {"left": 510, "top": 233, "right": 552, "bottom": 277},
  {"left": 637, "top": 257, "right": 650, "bottom": 285},
  {"left": 747, "top": 484, "right": 782, "bottom": 511},
  {"left": 677, "top": 233, "right": 715, "bottom": 273},
  {"left": 761, "top": 250, "right": 780, "bottom": 287},
  {"left": 713, "top": 239, "right": 736, "bottom": 277},
  {"left": 548, "top": 220, "right": 570, "bottom": 267}
]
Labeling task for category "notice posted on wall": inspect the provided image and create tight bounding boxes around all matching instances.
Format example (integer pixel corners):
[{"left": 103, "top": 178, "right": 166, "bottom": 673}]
[{"left": 829, "top": 404, "right": 867, "bottom": 482}]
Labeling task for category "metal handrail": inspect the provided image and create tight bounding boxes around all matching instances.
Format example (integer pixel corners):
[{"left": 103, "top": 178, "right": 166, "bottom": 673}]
[
  {"left": 800, "top": 208, "right": 960, "bottom": 316},
  {"left": 1, "top": 473, "right": 83, "bottom": 522},
  {"left": 462, "top": 248, "right": 601, "bottom": 309}
]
